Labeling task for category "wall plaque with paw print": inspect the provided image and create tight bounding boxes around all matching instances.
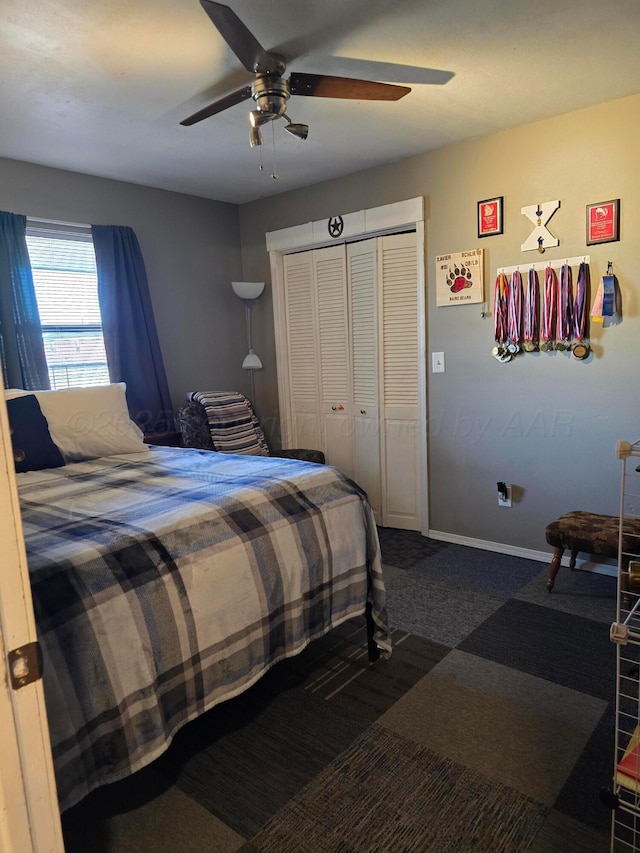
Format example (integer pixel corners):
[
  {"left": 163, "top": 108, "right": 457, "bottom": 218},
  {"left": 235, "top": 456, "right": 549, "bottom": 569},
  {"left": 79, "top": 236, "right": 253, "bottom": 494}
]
[{"left": 435, "top": 248, "right": 484, "bottom": 307}]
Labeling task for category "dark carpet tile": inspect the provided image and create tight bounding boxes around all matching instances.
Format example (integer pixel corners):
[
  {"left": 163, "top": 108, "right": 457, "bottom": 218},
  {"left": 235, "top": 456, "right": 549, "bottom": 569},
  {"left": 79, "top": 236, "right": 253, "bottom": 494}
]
[
  {"left": 301, "top": 628, "right": 451, "bottom": 723},
  {"left": 162, "top": 680, "right": 367, "bottom": 839},
  {"left": 553, "top": 701, "right": 615, "bottom": 832},
  {"left": 62, "top": 762, "right": 176, "bottom": 851},
  {"left": 377, "top": 525, "right": 449, "bottom": 569},
  {"left": 517, "top": 564, "right": 616, "bottom": 625},
  {"left": 528, "top": 809, "right": 609, "bottom": 852},
  {"left": 247, "top": 725, "right": 548, "bottom": 853},
  {"left": 63, "top": 773, "right": 242, "bottom": 853},
  {"left": 249, "top": 620, "right": 450, "bottom": 725},
  {"left": 457, "top": 598, "right": 616, "bottom": 701},
  {"left": 252, "top": 617, "right": 374, "bottom": 693},
  {"left": 407, "top": 543, "right": 544, "bottom": 598},
  {"left": 385, "top": 570, "right": 505, "bottom": 646}
]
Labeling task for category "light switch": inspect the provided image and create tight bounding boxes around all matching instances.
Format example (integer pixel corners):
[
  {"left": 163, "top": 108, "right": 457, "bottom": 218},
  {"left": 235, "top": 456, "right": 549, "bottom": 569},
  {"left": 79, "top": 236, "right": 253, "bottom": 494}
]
[{"left": 432, "top": 352, "right": 445, "bottom": 373}]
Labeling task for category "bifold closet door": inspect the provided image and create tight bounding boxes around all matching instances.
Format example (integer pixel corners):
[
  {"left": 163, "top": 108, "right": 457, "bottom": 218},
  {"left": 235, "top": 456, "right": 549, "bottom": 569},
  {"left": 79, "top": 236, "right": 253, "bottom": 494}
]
[
  {"left": 379, "top": 232, "right": 420, "bottom": 530},
  {"left": 314, "top": 244, "right": 354, "bottom": 478},
  {"left": 282, "top": 251, "right": 322, "bottom": 452},
  {"left": 347, "top": 238, "right": 380, "bottom": 519},
  {"left": 282, "top": 232, "right": 421, "bottom": 532}
]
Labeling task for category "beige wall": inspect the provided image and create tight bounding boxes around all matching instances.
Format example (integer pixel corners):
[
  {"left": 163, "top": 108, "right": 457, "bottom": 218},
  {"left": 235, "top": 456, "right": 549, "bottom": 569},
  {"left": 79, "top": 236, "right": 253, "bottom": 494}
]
[
  {"left": 240, "top": 92, "right": 640, "bottom": 553},
  {"left": 0, "top": 157, "right": 248, "bottom": 413}
]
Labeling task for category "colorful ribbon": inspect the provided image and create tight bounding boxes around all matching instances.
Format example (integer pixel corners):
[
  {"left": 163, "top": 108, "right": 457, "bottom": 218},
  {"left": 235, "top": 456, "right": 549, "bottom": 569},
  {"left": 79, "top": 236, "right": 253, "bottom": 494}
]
[
  {"left": 523, "top": 268, "right": 540, "bottom": 344},
  {"left": 542, "top": 266, "right": 557, "bottom": 343},
  {"left": 557, "top": 264, "right": 573, "bottom": 345},
  {"left": 507, "top": 271, "right": 523, "bottom": 345},
  {"left": 493, "top": 273, "right": 509, "bottom": 344},
  {"left": 572, "top": 262, "right": 589, "bottom": 341}
]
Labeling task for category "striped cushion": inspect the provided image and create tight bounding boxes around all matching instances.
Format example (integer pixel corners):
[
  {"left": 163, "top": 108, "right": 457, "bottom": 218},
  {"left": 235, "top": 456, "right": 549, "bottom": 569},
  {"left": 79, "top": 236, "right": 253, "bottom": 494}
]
[{"left": 187, "top": 391, "right": 270, "bottom": 456}]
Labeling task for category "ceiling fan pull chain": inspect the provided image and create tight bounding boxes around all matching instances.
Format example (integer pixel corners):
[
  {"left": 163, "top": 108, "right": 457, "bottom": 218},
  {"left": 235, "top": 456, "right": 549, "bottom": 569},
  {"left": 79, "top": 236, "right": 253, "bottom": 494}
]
[{"left": 271, "top": 122, "right": 279, "bottom": 180}]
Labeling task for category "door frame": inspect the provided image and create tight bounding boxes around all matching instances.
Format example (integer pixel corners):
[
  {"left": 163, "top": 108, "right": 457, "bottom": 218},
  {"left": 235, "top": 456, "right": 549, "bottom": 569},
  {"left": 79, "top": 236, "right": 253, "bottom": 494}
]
[
  {"left": 0, "top": 387, "right": 65, "bottom": 851},
  {"left": 266, "top": 197, "right": 429, "bottom": 535}
]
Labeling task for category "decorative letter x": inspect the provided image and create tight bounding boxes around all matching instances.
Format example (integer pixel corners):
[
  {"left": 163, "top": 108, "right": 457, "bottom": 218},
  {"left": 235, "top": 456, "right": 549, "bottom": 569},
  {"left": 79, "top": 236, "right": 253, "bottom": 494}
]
[{"left": 521, "top": 200, "right": 560, "bottom": 253}]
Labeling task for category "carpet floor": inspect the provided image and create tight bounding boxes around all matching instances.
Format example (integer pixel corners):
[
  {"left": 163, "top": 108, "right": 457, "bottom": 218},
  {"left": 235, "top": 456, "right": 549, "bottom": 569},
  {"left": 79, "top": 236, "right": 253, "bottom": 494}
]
[{"left": 61, "top": 534, "right": 617, "bottom": 852}]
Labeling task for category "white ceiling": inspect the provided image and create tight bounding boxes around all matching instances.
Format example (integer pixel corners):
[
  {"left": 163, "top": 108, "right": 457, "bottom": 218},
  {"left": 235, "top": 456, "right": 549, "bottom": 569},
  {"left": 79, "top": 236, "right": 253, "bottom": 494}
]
[{"left": 3, "top": 0, "right": 640, "bottom": 205}]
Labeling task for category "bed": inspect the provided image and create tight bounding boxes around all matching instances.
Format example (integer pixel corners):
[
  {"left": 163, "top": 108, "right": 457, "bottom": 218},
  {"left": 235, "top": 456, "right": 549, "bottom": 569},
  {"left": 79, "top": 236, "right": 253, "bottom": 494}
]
[{"left": 13, "top": 394, "right": 390, "bottom": 814}]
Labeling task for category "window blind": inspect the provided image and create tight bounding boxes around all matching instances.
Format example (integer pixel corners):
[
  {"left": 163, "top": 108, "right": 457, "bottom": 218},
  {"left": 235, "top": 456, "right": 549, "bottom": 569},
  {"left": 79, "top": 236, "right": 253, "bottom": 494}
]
[{"left": 26, "top": 220, "right": 110, "bottom": 389}]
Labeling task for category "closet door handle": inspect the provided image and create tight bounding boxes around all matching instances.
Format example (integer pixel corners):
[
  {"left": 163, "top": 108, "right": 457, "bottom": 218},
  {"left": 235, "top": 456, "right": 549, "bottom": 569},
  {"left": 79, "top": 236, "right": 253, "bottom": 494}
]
[
  {"left": 360, "top": 409, "right": 367, "bottom": 414},
  {"left": 331, "top": 406, "right": 337, "bottom": 411}
]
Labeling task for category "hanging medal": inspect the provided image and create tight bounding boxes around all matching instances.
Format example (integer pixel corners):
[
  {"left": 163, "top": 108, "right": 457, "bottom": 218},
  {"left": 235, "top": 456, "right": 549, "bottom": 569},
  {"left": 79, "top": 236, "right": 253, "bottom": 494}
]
[
  {"left": 522, "top": 268, "right": 539, "bottom": 351},
  {"left": 556, "top": 264, "right": 574, "bottom": 350},
  {"left": 492, "top": 273, "right": 511, "bottom": 361},
  {"left": 540, "top": 266, "right": 557, "bottom": 351},
  {"left": 507, "top": 270, "right": 523, "bottom": 354},
  {"left": 591, "top": 262, "right": 618, "bottom": 325},
  {"left": 572, "top": 261, "right": 590, "bottom": 360}
]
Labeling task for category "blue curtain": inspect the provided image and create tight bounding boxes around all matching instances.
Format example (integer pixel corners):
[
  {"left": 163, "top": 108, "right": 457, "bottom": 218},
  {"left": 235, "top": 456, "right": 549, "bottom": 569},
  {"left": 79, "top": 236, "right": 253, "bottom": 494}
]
[
  {"left": 92, "top": 225, "right": 174, "bottom": 432},
  {"left": 0, "top": 211, "right": 50, "bottom": 390}
]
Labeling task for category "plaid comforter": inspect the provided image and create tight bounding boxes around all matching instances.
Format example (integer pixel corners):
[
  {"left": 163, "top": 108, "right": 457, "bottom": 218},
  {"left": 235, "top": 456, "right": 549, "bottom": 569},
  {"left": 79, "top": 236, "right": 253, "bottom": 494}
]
[{"left": 18, "top": 447, "right": 389, "bottom": 812}]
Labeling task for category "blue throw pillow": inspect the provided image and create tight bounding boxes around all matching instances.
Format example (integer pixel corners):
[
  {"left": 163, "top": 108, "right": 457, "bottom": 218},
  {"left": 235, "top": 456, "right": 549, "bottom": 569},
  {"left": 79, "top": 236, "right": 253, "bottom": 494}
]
[{"left": 7, "top": 395, "right": 65, "bottom": 473}]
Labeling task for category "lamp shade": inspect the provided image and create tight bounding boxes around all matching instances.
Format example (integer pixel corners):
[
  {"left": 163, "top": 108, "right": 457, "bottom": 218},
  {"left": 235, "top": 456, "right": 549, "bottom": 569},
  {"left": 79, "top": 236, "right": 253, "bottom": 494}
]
[
  {"left": 232, "top": 281, "right": 265, "bottom": 300},
  {"left": 242, "top": 350, "right": 263, "bottom": 370}
]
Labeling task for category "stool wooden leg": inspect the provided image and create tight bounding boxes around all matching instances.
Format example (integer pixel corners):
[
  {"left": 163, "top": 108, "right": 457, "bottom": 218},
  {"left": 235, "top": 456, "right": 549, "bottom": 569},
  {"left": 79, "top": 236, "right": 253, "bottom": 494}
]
[
  {"left": 569, "top": 550, "right": 578, "bottom": 571},
  {"left": 547, "top": 546, "right": 564, "bottom": 592}
]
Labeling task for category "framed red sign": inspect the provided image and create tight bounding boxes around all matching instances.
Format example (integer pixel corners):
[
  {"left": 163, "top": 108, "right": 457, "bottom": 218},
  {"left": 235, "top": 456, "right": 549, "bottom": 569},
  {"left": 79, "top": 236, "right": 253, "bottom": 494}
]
[
  {"left": 586, "top": 199, "right": 620, "bottom": 245},
  {"left": 477, "top": 196, "right": 503, "bottom": 238}
]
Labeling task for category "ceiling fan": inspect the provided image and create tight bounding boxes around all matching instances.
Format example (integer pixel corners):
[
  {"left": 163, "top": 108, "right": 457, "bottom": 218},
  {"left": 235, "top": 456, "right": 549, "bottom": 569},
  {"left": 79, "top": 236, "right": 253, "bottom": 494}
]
[{"left": 180, "top": 0, "right": 411, "bottom": 146}]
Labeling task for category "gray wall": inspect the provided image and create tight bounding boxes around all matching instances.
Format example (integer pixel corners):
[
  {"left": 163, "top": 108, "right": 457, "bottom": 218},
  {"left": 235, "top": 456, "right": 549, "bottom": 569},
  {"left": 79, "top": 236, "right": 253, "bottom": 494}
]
[
  {"left": 240, "top": 92, "right": 640, "bottom": 554},
  {"left": 0, "top": 156, "right": 248, "bottom": 413},
  {"left": 4, "top": 89, "right": 638, "bottom": 555}
]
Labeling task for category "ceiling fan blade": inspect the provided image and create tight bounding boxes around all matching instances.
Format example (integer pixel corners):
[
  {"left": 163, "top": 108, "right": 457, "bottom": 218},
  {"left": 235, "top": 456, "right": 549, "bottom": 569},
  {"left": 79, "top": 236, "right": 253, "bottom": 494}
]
[
  {"left": 180, "top": 86, "right": 252, "bottom": 126},
  {"left": 289, "top": 73, "right": 410, "bottom": 101},
  {"left": 199, "top": 0, "right": 282, "bottom": 75}
]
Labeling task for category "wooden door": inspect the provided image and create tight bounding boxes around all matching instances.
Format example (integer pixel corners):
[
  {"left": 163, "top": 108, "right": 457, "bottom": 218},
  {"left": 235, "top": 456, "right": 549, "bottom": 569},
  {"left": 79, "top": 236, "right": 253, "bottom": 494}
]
[
  {"left": 347, "top": 238, "right": 380, "bottom": 518},
  {"left": 378, "top": 232, "right": 421, "bottom": 530},
  {"left": 313, "top": 244, "right": 354, "bottom": 477},
  {"left": 0, "top": 388, "right": 65, "bottom": 852},
  {"left": 283, "top": 251, "right": 322, "bottom": 452}
]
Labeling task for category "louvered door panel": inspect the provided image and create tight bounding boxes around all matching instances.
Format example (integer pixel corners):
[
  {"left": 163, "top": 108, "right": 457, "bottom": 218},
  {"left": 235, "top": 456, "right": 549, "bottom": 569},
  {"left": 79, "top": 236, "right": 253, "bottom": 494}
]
[
  {"left": 381, "top": 239, "right": 418, "bottom": 408},
  {"left": 314, "top": 245, "right": 353, "bottom": 476},
  {"left": 349, "top": 240, "right": 377, "bottom": 410},
  {"left": 283, "top": 252, "right": 321, "bottom": 450},
  {"left": 315, "top": 246, "right": 350, "bottom": 403},
  {"left": 347, "top": 238, "right": 380, "bottom": 517},
  {"left": 379, "top": 232, "right": 420, "bottom": 529},
  {"left": 281, "top": 231, "right": 421, "bottom": 530}
]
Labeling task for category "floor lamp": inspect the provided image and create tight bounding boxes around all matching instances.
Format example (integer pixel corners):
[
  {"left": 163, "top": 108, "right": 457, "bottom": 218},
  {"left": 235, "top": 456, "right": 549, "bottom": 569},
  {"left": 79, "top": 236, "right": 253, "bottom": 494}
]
[{"left": 231, "top": 281, "right": 265, "bottom": 402}]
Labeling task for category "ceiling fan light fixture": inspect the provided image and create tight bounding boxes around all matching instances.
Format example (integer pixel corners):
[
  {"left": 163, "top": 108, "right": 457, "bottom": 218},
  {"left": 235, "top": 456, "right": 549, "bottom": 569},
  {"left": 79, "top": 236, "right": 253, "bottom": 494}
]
[
  {"left": 284, "top": 123, "right": 309, "bottom": 140},
  {"left": 283, "top": 118, "right": 309, "bottom": 140},
  {"left": 249, "top": 125, "right": 263, "bottom": 147},
  {"left": 249, "top": 109, "right": 272, "bottom": 128}
]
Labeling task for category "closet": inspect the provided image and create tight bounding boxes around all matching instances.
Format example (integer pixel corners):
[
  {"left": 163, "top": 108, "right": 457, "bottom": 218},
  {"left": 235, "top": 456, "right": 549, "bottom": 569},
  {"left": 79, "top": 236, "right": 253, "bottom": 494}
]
[{"left": 279, "top": 230, "right": 421, "bottom": 530}]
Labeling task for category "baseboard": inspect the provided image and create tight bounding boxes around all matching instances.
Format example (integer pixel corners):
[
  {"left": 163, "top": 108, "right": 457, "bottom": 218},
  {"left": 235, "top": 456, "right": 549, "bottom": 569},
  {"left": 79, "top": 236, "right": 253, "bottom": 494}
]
[{"left": 427, "top": 529, "right": 618, "bottom": 577}]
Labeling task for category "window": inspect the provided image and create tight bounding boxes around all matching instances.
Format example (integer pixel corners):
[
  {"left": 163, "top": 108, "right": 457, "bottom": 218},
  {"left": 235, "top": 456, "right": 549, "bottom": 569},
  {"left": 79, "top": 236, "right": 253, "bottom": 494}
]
[{"left": 25, "top": 221, "right": 110, "bottom": 389}]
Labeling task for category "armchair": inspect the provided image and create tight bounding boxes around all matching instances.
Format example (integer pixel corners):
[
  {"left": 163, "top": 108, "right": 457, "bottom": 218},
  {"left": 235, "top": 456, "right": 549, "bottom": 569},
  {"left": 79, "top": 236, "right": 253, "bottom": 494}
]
[{"left": 176, "top": 391, "right": 325, "bottom": 464}]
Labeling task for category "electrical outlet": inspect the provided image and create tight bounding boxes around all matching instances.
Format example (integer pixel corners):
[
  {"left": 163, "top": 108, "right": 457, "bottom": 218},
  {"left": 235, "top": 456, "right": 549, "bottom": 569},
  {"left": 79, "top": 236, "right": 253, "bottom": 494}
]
[{"left": 497, "top": 484, "right": 512, "bottom": 507}]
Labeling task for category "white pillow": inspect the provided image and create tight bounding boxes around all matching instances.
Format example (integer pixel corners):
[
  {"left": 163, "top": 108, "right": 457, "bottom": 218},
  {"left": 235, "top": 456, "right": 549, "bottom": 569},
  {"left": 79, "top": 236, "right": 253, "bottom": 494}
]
[{"left": 5, "top": 383, "right": 146, "bottom": 462}]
